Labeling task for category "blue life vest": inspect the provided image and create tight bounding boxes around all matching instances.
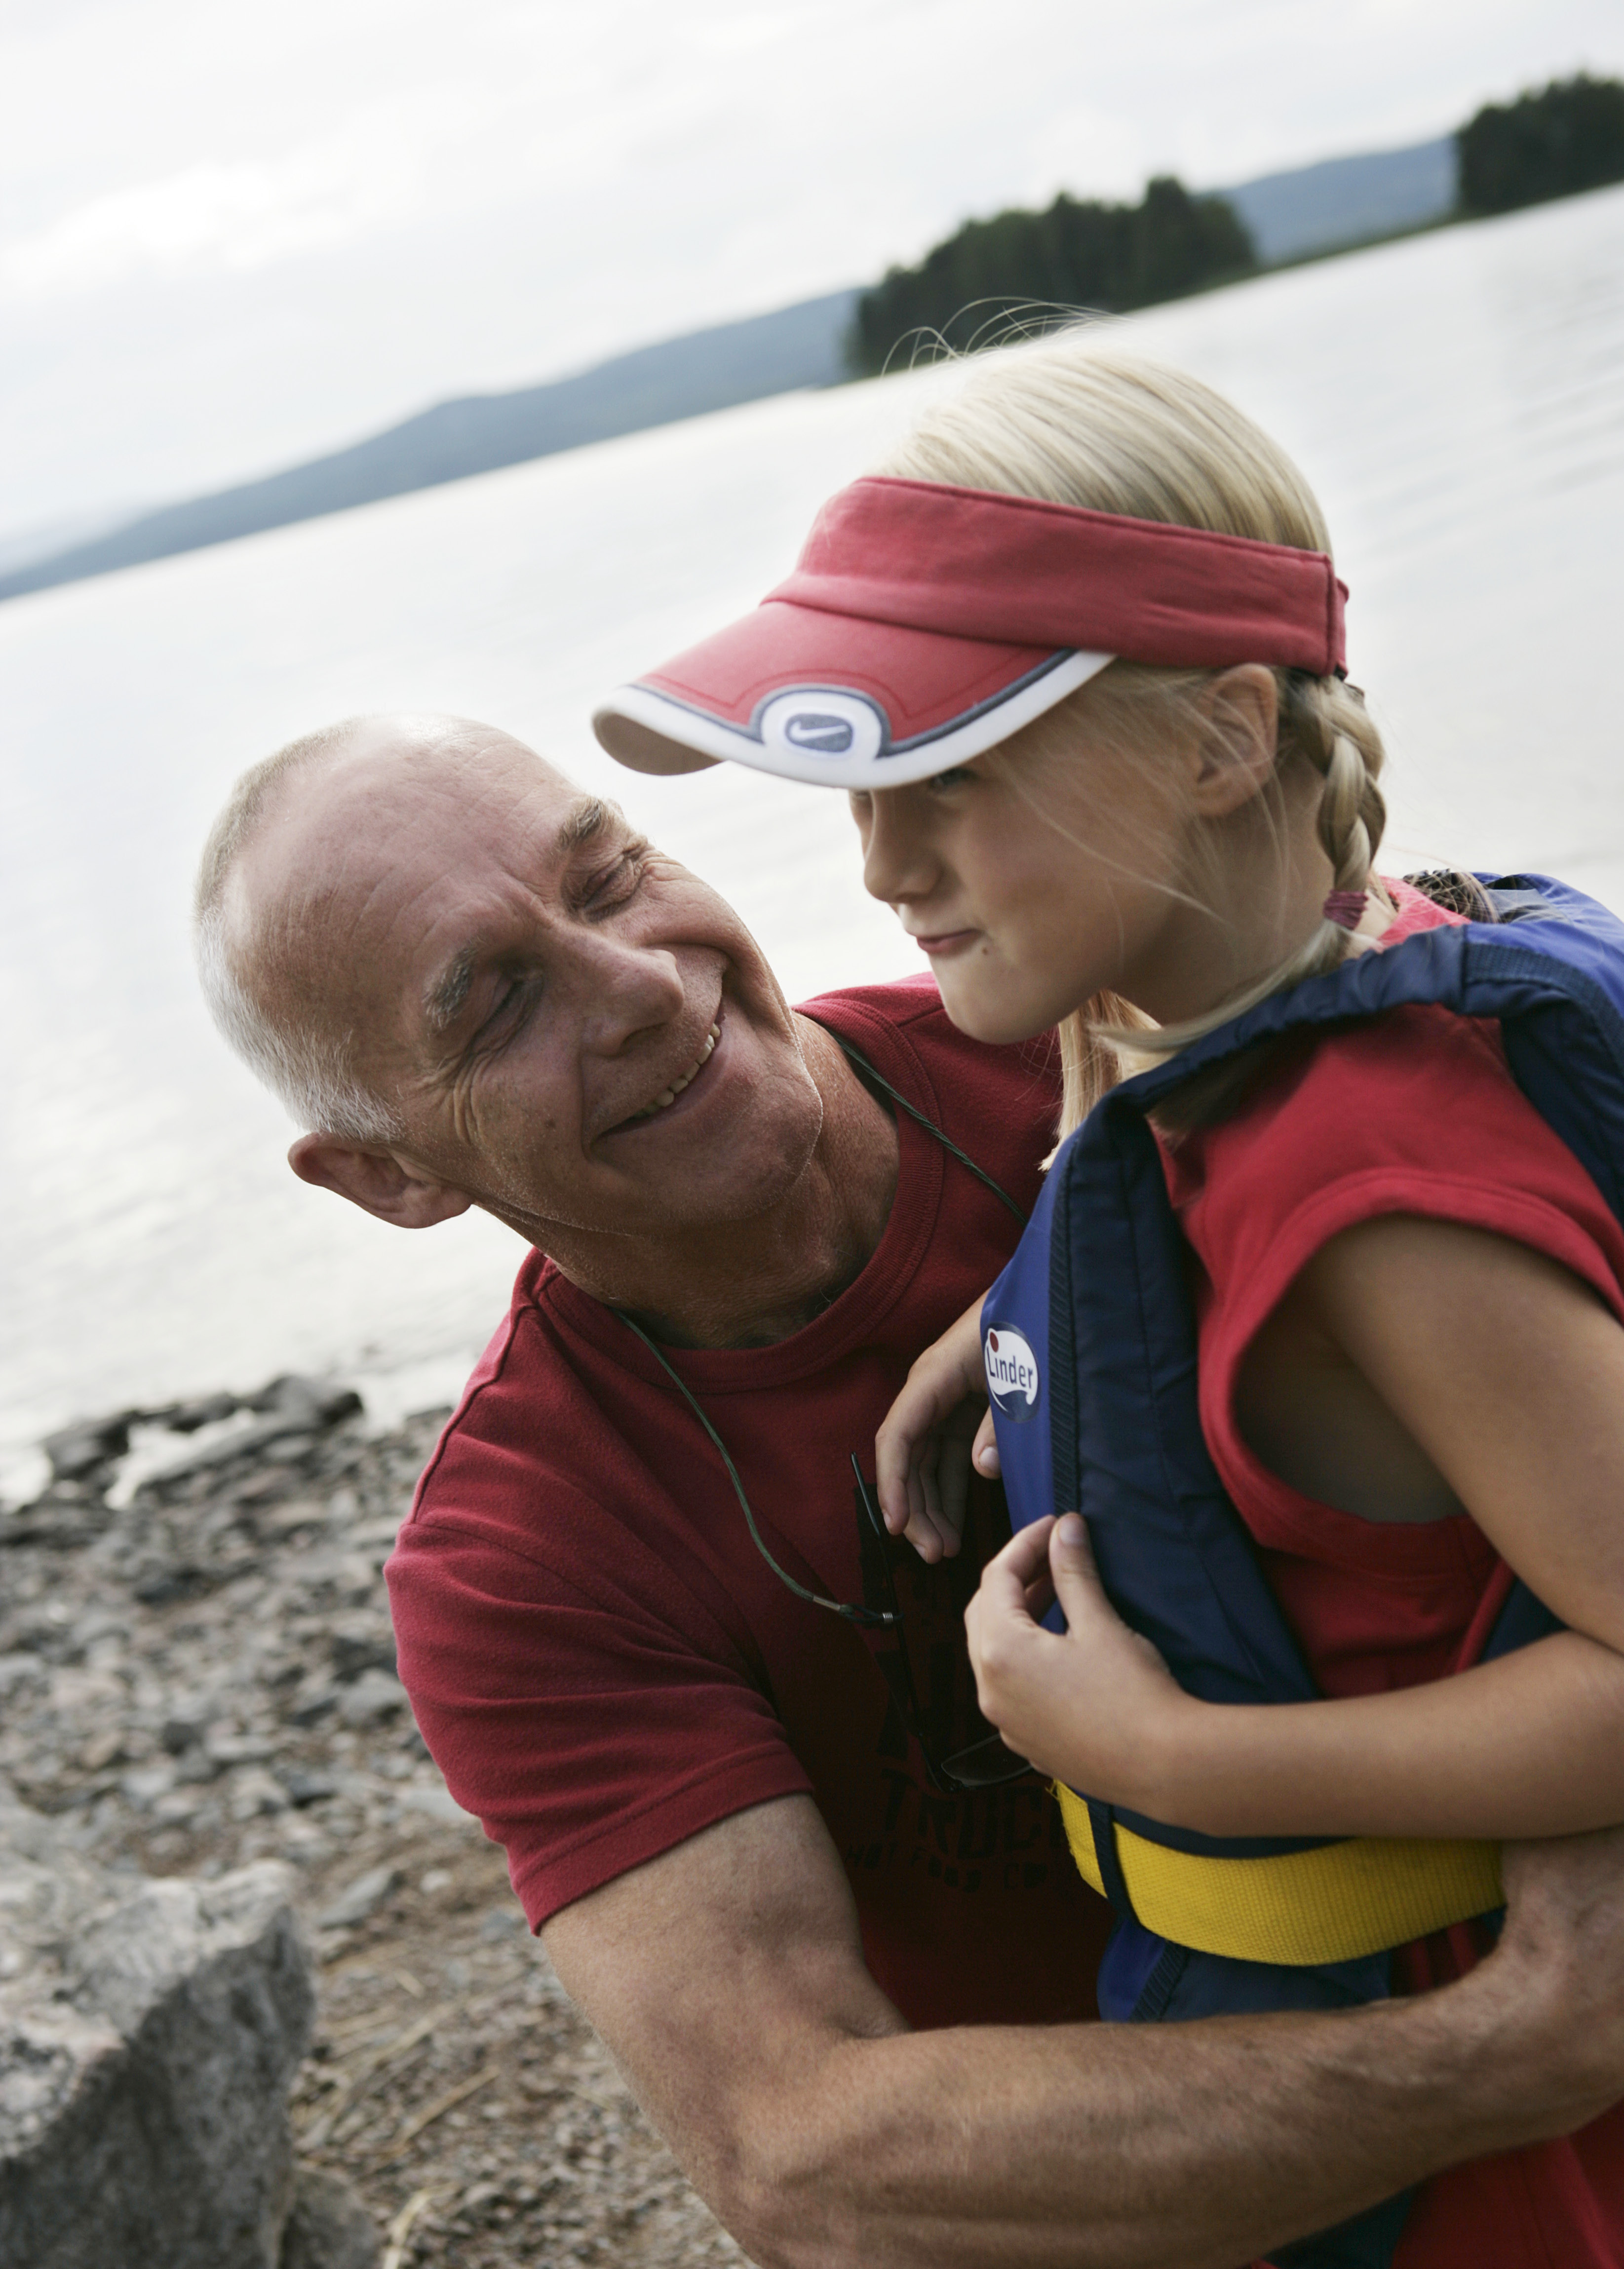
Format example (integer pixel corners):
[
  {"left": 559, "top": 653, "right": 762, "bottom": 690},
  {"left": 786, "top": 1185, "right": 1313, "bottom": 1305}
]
[{"left": 981, "top": 876, "right": 1622, "bottom": 2269}]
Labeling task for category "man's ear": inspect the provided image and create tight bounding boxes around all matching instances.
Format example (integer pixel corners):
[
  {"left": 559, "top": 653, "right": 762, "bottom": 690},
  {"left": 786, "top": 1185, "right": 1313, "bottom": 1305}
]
[
  {"left": 288, "top": 1134, "right": 473, "bottom": 1229},
  {"left": 1191, "top": 664, "right": 1279, "bottom": 817}
]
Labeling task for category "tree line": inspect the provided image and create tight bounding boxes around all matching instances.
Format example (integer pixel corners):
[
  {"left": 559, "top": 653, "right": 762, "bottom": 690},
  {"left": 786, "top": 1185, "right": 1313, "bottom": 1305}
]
[
  {"left": 1458, "top": 73, "right": 1624, "bottom": 215},
  {"left": 849, "top": 73, "right": 1624, "bottom": 377},
  {"left": 846, "top": 175, "right": 1254, "bottom": 375}
]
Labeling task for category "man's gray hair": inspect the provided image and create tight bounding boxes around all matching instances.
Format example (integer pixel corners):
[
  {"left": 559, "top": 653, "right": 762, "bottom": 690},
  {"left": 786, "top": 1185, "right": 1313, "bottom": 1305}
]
[{"left": 193, "top": 719, "right": 400, "bottom": 1142}]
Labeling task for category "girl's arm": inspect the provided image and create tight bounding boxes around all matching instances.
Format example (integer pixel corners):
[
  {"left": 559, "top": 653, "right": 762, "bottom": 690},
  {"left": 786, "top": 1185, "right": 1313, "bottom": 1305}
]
[
  {"left": 968, "top": 1517, "right": 1624, "bottom": 1838},
  {"left": 967, "top": 1216, "right": 1624, "bottom": 1841}
]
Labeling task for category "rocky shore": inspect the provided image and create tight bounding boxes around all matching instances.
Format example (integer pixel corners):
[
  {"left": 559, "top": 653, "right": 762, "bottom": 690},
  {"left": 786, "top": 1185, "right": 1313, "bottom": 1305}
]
[{"left": 1, "top": 1384, "right": 744, "bottom": 2267}]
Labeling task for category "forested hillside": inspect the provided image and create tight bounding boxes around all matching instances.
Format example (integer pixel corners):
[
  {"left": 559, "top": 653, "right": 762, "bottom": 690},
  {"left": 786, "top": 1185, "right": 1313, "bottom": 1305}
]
[{"left": 846, "top": 177, "right": 1254, "bottom": 374}]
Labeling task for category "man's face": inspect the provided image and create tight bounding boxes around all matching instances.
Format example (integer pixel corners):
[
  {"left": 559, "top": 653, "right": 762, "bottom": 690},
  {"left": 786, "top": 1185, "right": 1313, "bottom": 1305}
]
[{"left": 239, "top": 726, "right": 824, "bottom": 1239}]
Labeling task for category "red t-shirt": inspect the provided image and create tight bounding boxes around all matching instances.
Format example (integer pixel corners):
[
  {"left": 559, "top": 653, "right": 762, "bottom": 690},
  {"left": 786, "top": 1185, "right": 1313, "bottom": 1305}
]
[
  {"left": 388, "top": 974, "right": 1115, "bottom": 2031},
  {"left": 1160, "top": 884, "right": 1624, "bottom": 2266}
]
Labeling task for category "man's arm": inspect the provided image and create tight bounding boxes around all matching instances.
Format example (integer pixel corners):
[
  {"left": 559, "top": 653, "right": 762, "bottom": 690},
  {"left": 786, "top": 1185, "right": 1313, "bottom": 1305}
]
[{"left": 545, "top": 1793, "right": 1624, "bottom": 2269}]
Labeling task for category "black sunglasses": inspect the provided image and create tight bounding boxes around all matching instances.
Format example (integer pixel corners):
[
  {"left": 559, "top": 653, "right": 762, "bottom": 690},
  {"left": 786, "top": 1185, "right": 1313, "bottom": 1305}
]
[{"left": 847, "top": 1456, "right": 1034, "bottom": 1795}]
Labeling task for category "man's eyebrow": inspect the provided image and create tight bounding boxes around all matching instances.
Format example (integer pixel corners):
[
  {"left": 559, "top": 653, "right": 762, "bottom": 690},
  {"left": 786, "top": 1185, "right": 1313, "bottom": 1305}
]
[
  {"left": 557, "top": 794, "right": 610, "bottom": 855},
  {"left": 424, "top": 946, "right": 477, "bottom": 1036},
  {"left": 422, "top": 798, "right": 625, "bottom": 1035}
]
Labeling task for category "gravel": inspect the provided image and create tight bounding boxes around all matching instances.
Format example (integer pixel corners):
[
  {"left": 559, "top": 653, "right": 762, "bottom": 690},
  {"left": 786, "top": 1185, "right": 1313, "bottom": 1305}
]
[{"left": 0, "top": 1393, "right": 748, "bottom": 2269}]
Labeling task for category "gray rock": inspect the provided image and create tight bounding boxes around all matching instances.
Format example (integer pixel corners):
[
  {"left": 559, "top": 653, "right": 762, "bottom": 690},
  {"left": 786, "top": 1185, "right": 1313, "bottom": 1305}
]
[
  {"left": 317, "top": 1863, "right": 403, "bottom": 1929},
  {"left": 0, "top": 1785, "right": 317, "bottom": 2269},
  {"left": 245, "top": 1377, "right": 364, "bottom": 1430},
  {"left": 133, "top": 1561, "right": 210, "bottom": 1606},
  {"left": 167, "top": 1391, "right": 242, "bottom": 1434},
  {"left": 42, "top": 1414, "right": 135, "bottom": 1481},
  {"left": 120, "top": 1760, "right": 179, "bottom": 1810},
  {"left": 395, "top": 1783, "right": 475, "bottom": 1827},
  {"left": 289, "top": 1682, "right": 341, "bottom": 1726},
  {"left": 329, "top": 1628, "right": 396, "bottom": 1682},
  {"left": 277, "top": 1769, "right": 337, "bottom": 1809},
  {"left": 161, "top": 1702, "right": 213, "bottom": 1753},
  {"left": 278, "top": 2167, "right": 380, "bottom": 2269},
  {"left": 337, "top": 1669, "right": 407, "bottom": 1727},
  {"left": 228, "top": 1768, "right": 292, "bottom": 1822}
]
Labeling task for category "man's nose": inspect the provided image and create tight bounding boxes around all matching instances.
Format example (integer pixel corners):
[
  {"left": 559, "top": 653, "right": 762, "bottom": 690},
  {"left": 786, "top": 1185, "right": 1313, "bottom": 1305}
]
[
  {"left": 571, "top": 932, "right": 688, "bottom": 1054},
  {"left": 860, "top": 790, "right": 936, "bottom": 907}
]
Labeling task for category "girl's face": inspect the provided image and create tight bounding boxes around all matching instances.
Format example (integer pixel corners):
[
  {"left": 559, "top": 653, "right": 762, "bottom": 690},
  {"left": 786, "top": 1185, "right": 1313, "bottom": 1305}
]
[{"left": 850, "top": 712, "right": 1196, "bottom": 1045}]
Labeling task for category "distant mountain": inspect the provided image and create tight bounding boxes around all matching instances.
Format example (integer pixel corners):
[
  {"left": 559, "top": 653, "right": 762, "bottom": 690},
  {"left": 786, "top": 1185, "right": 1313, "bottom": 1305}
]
[
  {"left": 0, "top": 137, "right": 1460, "bottom": 607},
  {"left": 0, "top": 502, "right": 152, "bottom": 580},
  {"left": 0, "top": 290, "right": 859, "bottom": 606},
  {"left": 1224, "top": 138, "right": 1455, "bottom": 263}
]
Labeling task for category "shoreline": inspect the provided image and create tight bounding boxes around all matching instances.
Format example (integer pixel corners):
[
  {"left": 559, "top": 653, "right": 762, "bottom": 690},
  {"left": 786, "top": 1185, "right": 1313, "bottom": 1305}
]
[
  {"left": 1, "top": 1376, "right": 739, "bottom": 2266},
  {"left": 0, "top": 1345, "right": 491, "bottom": 1518}
]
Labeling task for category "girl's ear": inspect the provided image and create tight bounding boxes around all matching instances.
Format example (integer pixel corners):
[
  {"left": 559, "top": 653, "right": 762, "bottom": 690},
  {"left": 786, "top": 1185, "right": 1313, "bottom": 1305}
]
[{"left": 1190, "top": 665, "right": 1278, "bottom": 817}]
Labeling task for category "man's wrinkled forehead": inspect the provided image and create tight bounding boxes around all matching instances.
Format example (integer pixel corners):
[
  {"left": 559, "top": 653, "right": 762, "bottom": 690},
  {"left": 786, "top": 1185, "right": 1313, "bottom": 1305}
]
[{"left": 238, "top": 725, "right": 595, "bottom": 1010}]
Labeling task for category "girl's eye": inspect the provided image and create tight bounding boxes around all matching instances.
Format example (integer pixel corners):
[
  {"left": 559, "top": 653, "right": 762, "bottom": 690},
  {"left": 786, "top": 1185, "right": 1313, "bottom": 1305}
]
[{"left": 924, "top": 767, "right": 975, "bottom": 793}]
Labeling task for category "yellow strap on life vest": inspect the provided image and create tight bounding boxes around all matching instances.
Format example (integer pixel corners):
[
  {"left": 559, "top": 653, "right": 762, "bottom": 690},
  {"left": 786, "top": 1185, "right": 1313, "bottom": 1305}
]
[{"left": 1055, "top": 1783, "right": 1504, "bottom": 1966}]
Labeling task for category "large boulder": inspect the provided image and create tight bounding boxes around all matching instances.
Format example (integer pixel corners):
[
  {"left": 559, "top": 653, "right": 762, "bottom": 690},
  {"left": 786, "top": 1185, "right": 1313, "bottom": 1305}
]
[{"left": 0, "top": 1782, "right": 323, "bottom": 2269}]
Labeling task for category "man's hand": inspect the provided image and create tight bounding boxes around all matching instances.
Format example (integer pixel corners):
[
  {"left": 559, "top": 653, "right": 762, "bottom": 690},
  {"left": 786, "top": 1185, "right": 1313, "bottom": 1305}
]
[
  {"left": 1489, "top": 1825, "right": 1624, "bottom": 2137},
  {"left": 874, "top": 1295, "right": 997, "bottom": 1562}
]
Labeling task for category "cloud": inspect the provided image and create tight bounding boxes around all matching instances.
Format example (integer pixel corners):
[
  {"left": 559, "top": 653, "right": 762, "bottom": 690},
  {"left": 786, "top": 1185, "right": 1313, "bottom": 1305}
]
[{"left": 3, "top": 106, "right": 445, "bottom": 295}]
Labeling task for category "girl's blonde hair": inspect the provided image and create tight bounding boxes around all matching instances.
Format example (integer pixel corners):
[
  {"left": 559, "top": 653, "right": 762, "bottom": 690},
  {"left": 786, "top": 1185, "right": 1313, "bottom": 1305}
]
[{"left": 875, "top": 337, "right": 1387, "bottom": 1135}]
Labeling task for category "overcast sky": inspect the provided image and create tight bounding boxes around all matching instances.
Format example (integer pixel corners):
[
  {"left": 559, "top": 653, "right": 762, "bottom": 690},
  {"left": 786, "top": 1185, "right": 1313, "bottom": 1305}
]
[{"left": 4, "top": 0, "right": 1622, "bottom": 536}]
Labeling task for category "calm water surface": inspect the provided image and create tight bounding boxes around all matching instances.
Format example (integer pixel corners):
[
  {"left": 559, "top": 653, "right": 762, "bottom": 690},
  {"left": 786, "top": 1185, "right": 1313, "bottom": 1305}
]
[{"left": 5, "top": 185, "right": 1624, "bottom": 1495}]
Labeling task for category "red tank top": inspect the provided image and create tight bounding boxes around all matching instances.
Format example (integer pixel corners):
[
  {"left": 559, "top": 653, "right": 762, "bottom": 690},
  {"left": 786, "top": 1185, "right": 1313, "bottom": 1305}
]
[{"left": 1157, "top": 883, "right": 1624, "bottom": 2268}]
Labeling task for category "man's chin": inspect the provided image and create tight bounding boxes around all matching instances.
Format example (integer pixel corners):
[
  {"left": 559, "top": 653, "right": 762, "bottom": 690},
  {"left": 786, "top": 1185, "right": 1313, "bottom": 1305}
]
[
  {"left": 482, "top": 1106, "right": 825, "bottom": 1244},
  {"left": 617, "top": 1121, "right": 824, "bottom": 1234}
]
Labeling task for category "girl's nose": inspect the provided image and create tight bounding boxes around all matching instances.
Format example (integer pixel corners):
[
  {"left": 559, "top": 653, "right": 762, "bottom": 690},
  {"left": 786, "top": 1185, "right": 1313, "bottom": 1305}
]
[{"left": 858, "top": 789, "right": 937, "bottom": 908}]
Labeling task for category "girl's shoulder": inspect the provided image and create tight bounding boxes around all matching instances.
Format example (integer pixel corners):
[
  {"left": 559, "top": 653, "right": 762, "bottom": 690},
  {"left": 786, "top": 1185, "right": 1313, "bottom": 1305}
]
[{"left": 1159, "top": 880, "right": 1624, "bottom": 1304}]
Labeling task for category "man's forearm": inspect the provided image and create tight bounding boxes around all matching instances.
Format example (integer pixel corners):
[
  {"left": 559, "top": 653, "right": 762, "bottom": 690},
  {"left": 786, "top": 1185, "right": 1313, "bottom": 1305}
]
[
  {"left": 742, "top": 1957, "right": 1570, "bottom": 2269},
  {"left": 548, "top": 1800, "right": 1624, "bottom": 2269}
]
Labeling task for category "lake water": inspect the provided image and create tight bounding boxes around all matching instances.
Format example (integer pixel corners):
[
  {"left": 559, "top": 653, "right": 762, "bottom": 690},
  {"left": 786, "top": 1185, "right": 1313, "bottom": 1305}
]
[{"left": 5, "top": 184, "right": 1624, "bottom": 1500}]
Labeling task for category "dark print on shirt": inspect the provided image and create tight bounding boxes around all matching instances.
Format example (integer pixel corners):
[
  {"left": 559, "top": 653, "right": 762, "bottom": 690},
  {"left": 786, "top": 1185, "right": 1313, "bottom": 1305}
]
[
  {"left": 849, "top": 1467, "right": 1066, "bottom": 1891},
  {"left": 843, "top": 1772, "right": 1070, "bottom": 1896}
]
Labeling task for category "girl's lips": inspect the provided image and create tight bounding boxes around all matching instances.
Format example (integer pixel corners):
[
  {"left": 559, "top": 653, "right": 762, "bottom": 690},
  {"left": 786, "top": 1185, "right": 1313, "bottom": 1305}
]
[{"left": 912, "top": 928, "right": 979, "bottom": 958}]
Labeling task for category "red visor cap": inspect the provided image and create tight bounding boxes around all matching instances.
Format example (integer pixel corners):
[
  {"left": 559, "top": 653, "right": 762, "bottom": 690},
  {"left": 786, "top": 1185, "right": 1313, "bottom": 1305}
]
[{"left": 593, "top": 476, "right": 1348, "bottom": 793}]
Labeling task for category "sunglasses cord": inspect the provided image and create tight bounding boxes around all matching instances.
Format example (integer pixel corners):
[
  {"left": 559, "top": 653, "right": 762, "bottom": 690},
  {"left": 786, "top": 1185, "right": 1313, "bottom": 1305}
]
[
  {"left": 613, "top": 1307, "right": 896, "bottom": 1626},
  {"left": 611, "top": 1031, "right": 1029, "bottom": 1628},
  {"left": 830, "top": 1036, "right": 1029, "bottom": 1227}
]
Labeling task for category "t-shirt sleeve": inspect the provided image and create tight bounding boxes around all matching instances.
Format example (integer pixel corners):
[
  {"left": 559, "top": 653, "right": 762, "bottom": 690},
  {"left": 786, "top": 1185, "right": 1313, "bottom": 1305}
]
[
  {"left": 1185, "top": 1003, "right": 1624, "bottom": 1411},
  {"left": 387, "top": 1480, "right": 812, "bottom": 1931}
]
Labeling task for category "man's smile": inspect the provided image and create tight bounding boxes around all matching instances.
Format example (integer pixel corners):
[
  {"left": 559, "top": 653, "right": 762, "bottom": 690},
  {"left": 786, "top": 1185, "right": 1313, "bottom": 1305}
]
[{"left": 611, "top": 1017, "right": 723, "bottom": 1133}]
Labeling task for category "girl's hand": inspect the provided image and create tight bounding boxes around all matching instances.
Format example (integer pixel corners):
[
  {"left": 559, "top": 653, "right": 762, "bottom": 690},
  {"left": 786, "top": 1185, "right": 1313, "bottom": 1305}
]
[
  {"left": 965, "top": 1514, "right": 1195, "bottom": 1801},
  {"left": 875, "top": 1296, "right": 999, "bottom": 1562}
]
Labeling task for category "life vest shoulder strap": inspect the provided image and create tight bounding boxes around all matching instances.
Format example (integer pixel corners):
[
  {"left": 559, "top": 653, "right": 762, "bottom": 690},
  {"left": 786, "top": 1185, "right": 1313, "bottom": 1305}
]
[{"left": 995, "top": 876, "right": 1624, "bottom": 1961}]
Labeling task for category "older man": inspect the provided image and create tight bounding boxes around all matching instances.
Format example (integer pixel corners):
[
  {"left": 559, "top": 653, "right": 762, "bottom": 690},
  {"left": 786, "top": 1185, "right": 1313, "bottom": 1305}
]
[{"left": 196, "top": 711, "right": 1624, "bottom": 2269}]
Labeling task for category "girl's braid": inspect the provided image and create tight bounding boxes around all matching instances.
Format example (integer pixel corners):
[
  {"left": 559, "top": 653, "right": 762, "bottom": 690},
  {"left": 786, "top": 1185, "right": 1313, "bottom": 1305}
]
[{"left": 1281, "top": 673, "right": 1388, "bottom": 900}]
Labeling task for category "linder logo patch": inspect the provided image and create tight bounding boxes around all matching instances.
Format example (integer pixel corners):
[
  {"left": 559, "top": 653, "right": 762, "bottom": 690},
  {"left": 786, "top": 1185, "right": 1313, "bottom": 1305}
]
[{"left": 983, "top": 1323, "right": 1040, "bottom": 1422}]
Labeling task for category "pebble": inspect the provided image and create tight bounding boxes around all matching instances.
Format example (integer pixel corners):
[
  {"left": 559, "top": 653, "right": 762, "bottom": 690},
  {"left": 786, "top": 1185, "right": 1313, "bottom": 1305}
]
[
  {"left": 320, "top": 1863, "right": 406, "bottom": 1929},
  {"left": 339, "top": 1670, "right": 409, "bottom": 1728}
]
